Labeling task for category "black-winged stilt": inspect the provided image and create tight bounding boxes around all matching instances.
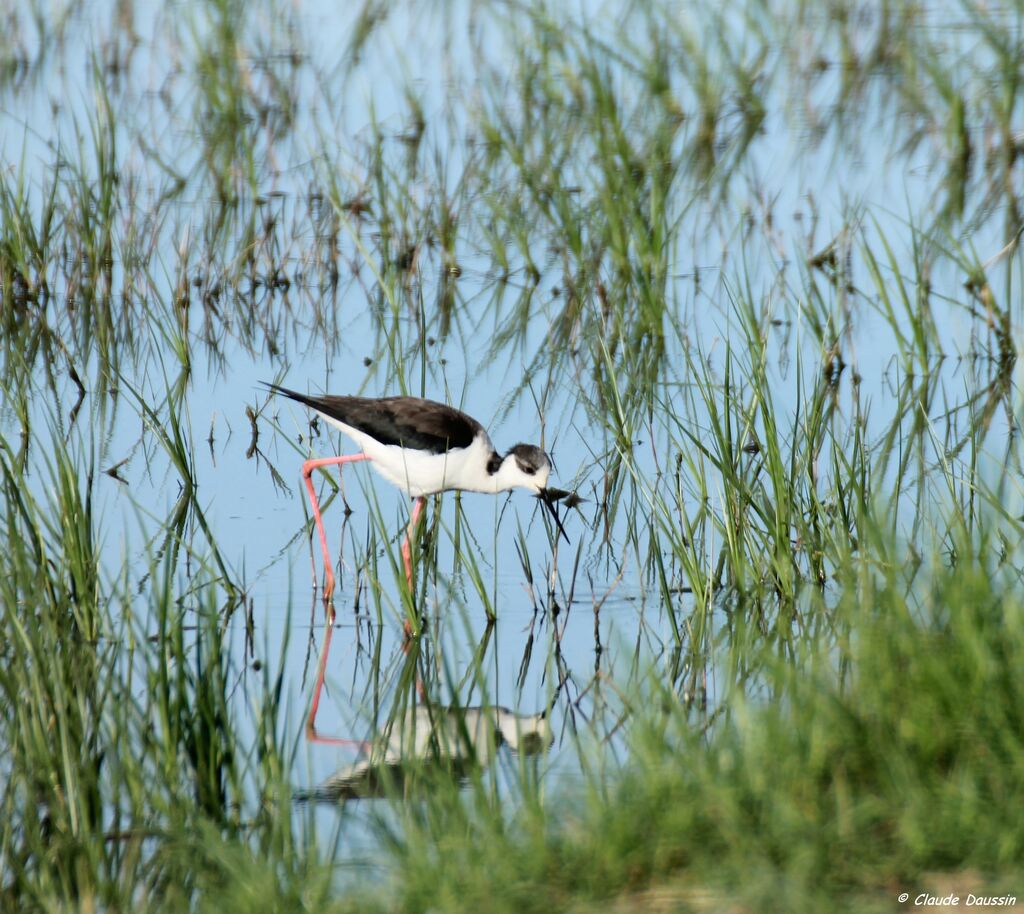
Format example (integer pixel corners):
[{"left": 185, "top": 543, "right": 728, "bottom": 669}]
[
  {"left": 300, "top": 703, "right": 552, "bottom": 801},
  {"left": 266, "top": 383, "right": 567, "bottom": 600}
]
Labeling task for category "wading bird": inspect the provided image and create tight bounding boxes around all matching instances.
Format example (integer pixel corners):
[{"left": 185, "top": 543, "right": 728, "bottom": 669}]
[
  {"left": 266, "top": 384, "right": 567, "bottom": 600},
  {"left": 300, "top": 702, "right": 553, "bottom": 801}
]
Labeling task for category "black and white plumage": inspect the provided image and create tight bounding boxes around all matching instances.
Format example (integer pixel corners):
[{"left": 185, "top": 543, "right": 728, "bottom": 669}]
[
  {"left": 267, "top": 385, "right": 554, "bottom": 498},
  {"left": 300, "top": 704, "right": 552, "bottom": 801},
  {"left": 267, "top": 383, "right": 566, "bottom": 614}
]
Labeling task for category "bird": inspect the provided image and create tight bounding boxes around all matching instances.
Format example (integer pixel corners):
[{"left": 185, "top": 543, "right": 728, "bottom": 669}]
[
  {"left": 299, "top": 702, "right": 552, "bottom": 801},
  {"left": 265, "top": 383, "right": 567, "bottom": 602}
]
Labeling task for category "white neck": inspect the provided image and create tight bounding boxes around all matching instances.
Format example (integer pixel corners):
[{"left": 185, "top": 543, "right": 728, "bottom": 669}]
[
  {"left": 458, "top": 449, "right": 534, "bottom": 494},
  {"left": 494, "top": 708, "right": 551, "bottom": 752},
  {"left": 491, "top": 455, "right": 523, "bottom": 492}
]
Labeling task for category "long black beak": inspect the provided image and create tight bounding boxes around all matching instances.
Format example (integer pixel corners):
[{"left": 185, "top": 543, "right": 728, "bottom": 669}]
[{"left": 537, "top": 488, "right": 570, "bottom": 544}]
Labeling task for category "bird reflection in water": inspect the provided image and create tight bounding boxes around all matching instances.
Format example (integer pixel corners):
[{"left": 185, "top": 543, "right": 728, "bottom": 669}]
[{"left": 299, "top": 704, "right": 553, "bottom": 803}]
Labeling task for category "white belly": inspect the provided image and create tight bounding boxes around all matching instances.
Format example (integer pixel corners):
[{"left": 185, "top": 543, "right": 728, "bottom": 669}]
[{"left": 319, "top": 415, "right": 497, "bottom": 496}]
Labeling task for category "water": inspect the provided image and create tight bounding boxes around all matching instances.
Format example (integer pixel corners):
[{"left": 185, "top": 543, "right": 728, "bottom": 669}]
[{"left": 2, "top": 0, "right": 1021, "bottom": 858}]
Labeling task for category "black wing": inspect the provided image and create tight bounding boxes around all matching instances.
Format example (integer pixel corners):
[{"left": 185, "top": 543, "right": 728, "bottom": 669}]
[{"left": 266, "top": 384, "right": 482, "bottom": 454}]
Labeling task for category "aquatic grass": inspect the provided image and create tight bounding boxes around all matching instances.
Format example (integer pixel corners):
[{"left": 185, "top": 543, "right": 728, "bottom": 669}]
[
  {"left": 4, "top": 0, "right": 1023, "bottom": 389},
  {"left": 185, "top": 0, "right": 261, "bottom": 205},
  {"left": 0, "top": 423, "right": 332, "bottom": 911},
  {"left": 311, "top": 135, "right": 433, "bottom": 390},
  {"left": 442, "top": 496, "right": 497, "bottom": 623},
  {"left": 0, "top": 152, "right": 63, "bottom": 398},
  {"left": 949, "top": 0, "right": 1024, "bottom": 236},
  {"left": 464, "top": 6, "right": 687, "bottom": 386},
  {"left": 0, "top": 144, "right": 58, "bottom": 309},
  {"left": 351, "top": 513, "right": 1024, "bottom": 914},
  {"left": 122, "top": 374, "right": 239, "bottom": 601},
  {"left": 3, "top": 0, "right": 1024, "bottom": 910},
  {"left": 0, "top": 1, "right": 81, "bottom": 89},
  {"left": 56, "top": 62, "right": 126, "bottom": 383},
  {"left": 861, "top": 217, "right": 942, "bottom": 370},
  {"left": 930, "top": 231, "right": 1017, "bottom": 366}
]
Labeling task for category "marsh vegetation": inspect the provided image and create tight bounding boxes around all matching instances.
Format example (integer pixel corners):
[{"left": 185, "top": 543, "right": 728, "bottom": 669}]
[{"left": 1, "top": 0, "right": 1023, "bottom": 910}]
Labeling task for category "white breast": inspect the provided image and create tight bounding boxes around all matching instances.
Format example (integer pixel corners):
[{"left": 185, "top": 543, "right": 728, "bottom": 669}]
[{"left": 318, "top": 415, "right": 498, "bottom": 497}]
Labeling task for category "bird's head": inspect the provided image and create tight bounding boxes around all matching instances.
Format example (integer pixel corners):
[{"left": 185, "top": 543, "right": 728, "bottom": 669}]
[
  {"left": 495, "top": 443, "right": 552, "bottom": 493},
  {"left": 491, "top": 444, "right": 572, "bottom": 542},
  {"left": 493, "top": 707, "right": 554, "bottom": 755}
]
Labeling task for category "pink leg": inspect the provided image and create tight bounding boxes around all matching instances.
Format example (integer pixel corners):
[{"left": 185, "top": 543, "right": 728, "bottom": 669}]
[
  {"left": 401, "top": 496, "right": 427, "bottom": 590},
  {"left": 400, "top": 497, "right": 427, "bottom": 640},
  {"left": 306, "top": 620, "right": 375, "bottom": 746},
  {"left": 306, "top": 620, "right": 335, "bottom": 742},
  {"left": 302, "top": 453, "right": 370, "bottom": 605},
  {"left": 304, "top": 474, "right": 427, "bottom": 741}
]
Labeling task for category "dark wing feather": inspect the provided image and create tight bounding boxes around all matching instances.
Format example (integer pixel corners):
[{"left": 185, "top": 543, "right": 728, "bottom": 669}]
[{"left": 266, "top": 384, "right": 482, "bottom": 454}]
